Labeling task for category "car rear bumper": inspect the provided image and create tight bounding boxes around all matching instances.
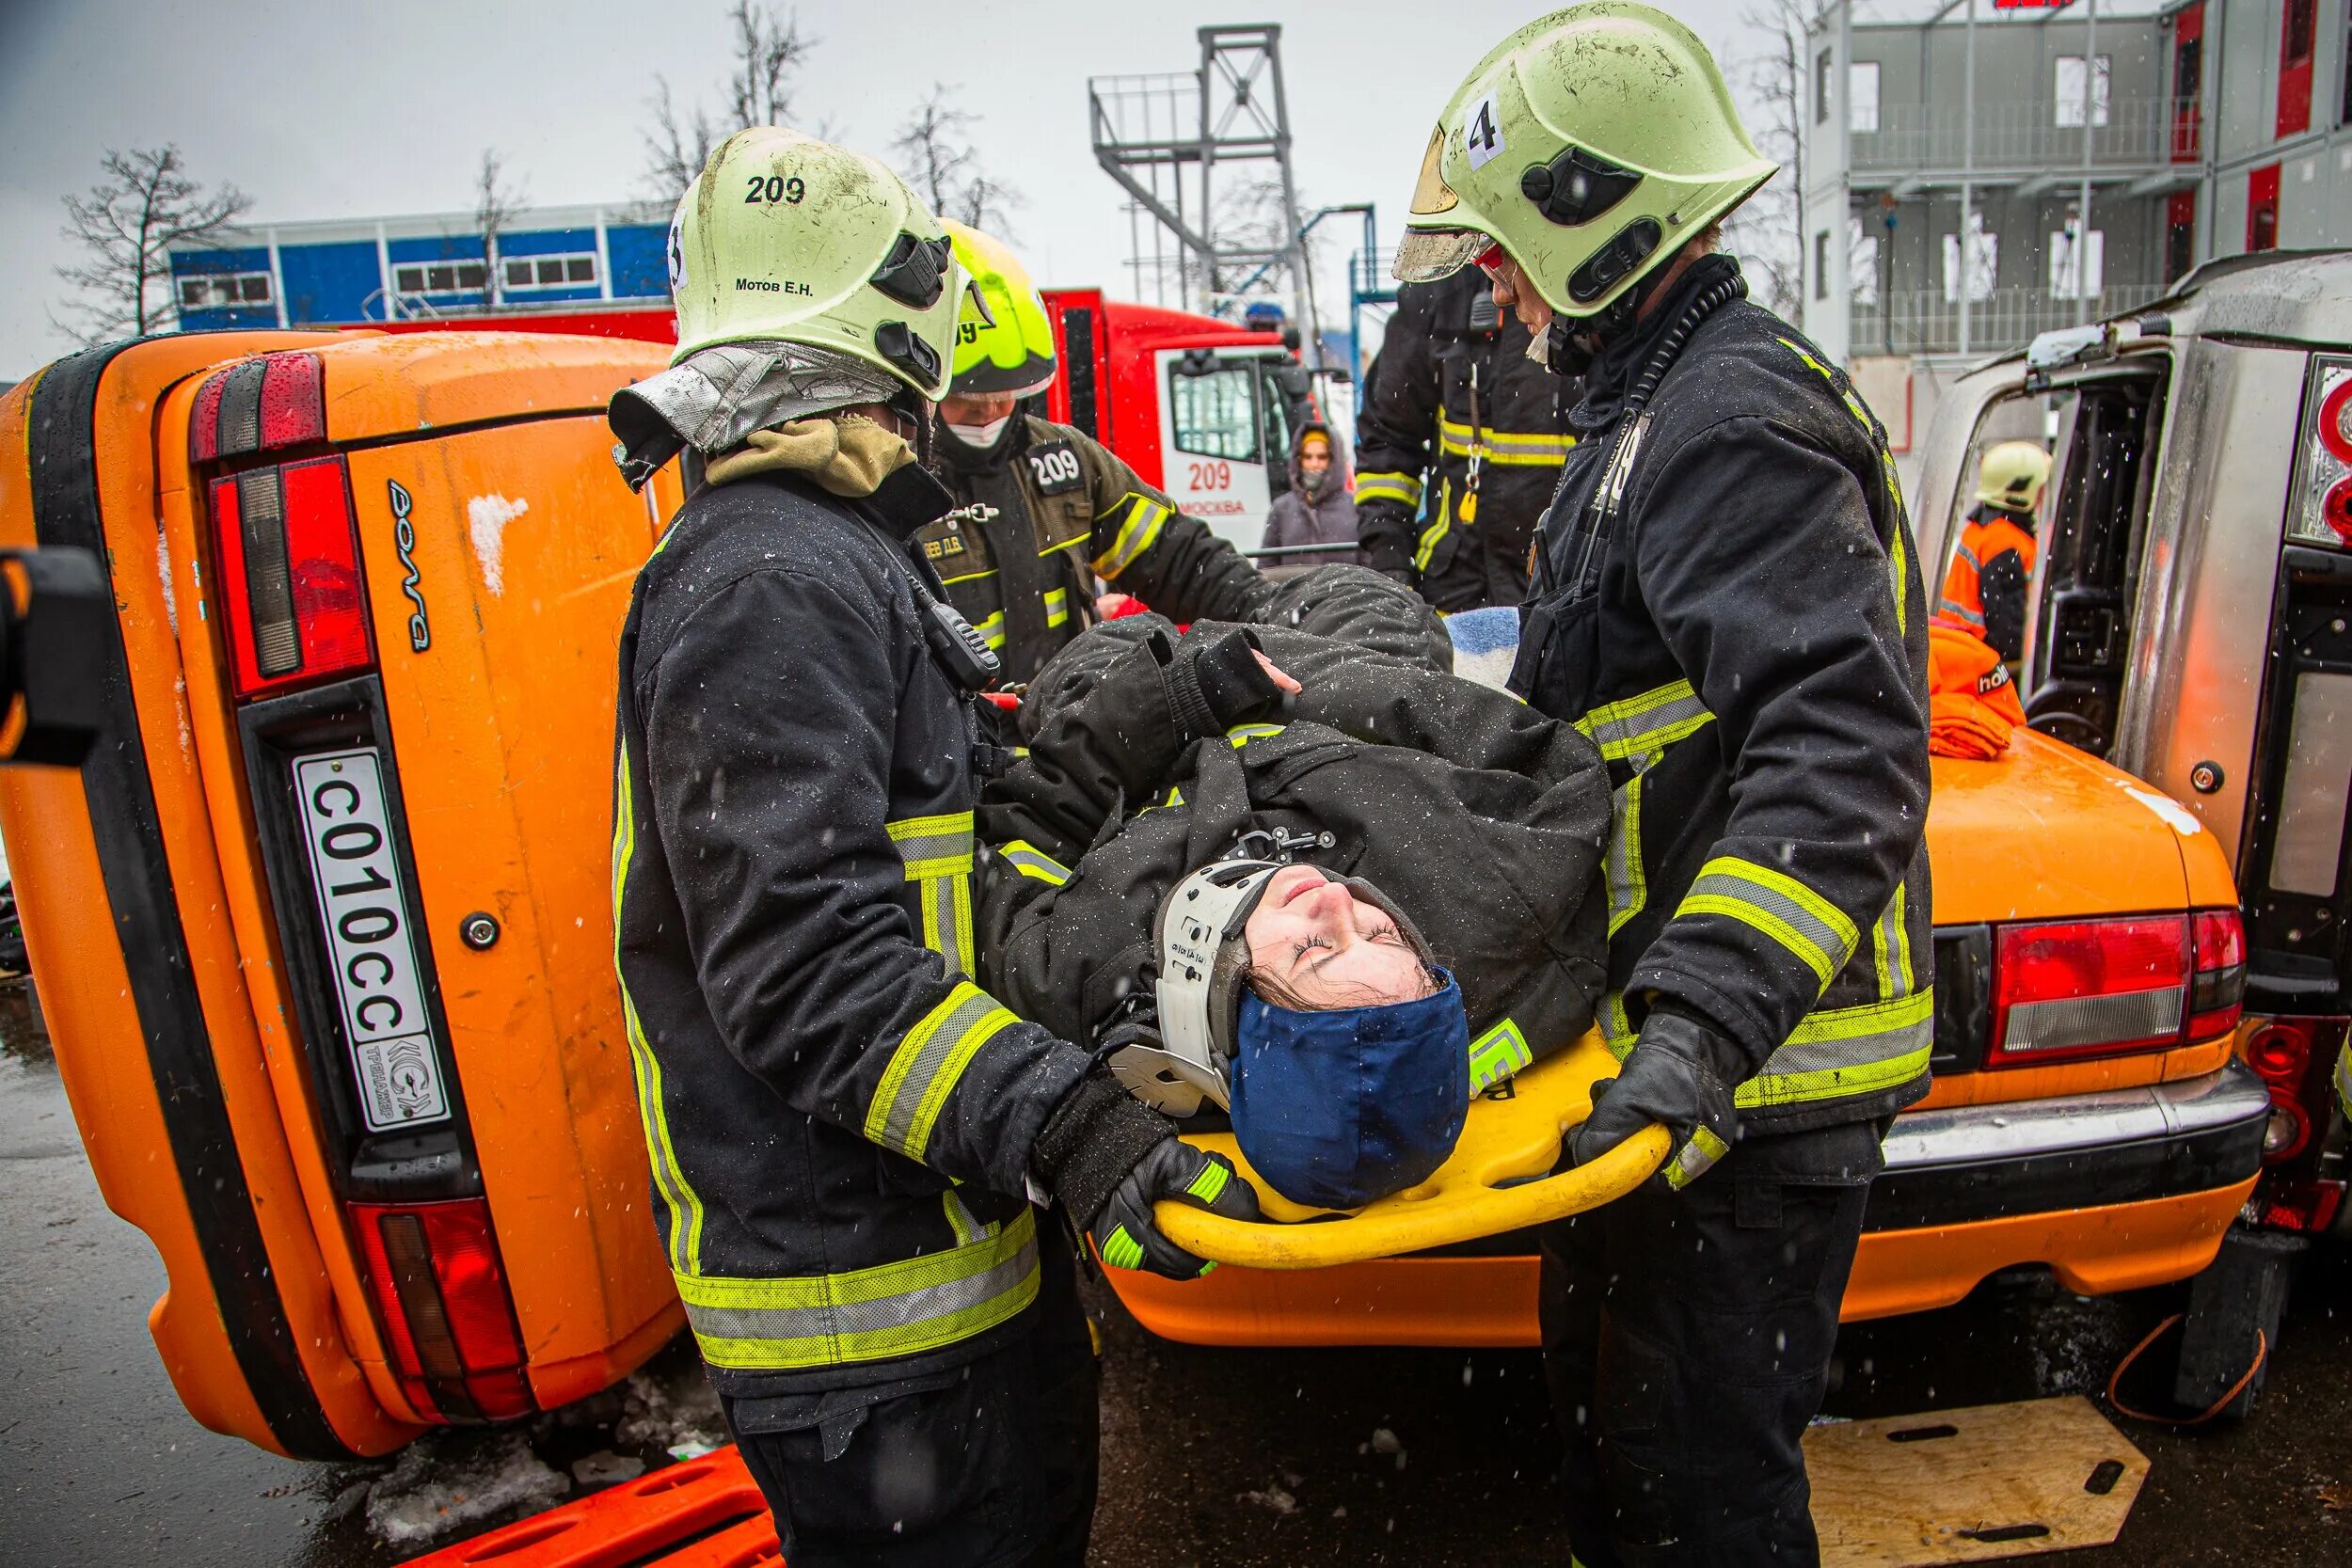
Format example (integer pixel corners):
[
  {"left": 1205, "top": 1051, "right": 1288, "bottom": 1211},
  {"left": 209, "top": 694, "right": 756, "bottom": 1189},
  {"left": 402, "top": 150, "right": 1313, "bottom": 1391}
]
[{"left": 1106, "top": 1064, "right": 2272, "bottom": 1347}]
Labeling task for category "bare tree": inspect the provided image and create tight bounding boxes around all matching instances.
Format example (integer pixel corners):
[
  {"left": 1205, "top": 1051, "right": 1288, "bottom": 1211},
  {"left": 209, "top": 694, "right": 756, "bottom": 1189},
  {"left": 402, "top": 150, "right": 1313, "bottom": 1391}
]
[
  {"left": 892, "top": 84, "right": 1025, "bottom": 236},
  {"left": 644, "top": 2, "right": 819, "bottom": 207},
  {"left": 1725, "top": 1, "right": 1822, "bottom": 322},
  {"left": 54, "top": 146, "right": 252, "bottom": 345},
  {"left": 474, "top": 149, "right": 526, "bottom": 309}
]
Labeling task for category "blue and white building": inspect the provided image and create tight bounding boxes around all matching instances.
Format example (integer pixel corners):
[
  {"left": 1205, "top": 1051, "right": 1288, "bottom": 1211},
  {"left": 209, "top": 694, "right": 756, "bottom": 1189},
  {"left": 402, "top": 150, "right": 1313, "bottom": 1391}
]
[{"left": 170, "top": 202, "right": 675, "bottom": 329}]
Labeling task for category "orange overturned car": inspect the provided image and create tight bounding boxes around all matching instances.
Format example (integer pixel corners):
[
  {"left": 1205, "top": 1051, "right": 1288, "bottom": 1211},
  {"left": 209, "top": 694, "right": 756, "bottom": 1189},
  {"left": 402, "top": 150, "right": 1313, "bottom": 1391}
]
[{"left": 0, "top": 293, "right": 2283, "bottom": 1459}]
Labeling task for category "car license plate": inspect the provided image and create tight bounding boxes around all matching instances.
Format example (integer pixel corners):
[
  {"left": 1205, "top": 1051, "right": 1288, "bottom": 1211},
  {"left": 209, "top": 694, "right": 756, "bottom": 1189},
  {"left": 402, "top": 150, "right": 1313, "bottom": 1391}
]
[{"left": 292, "top": 747, "right": 451, "bottom": 1132}]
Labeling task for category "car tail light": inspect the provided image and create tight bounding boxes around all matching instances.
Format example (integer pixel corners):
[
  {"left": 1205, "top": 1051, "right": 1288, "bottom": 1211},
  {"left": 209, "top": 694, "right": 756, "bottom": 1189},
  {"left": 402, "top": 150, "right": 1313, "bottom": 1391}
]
[
  {"left": 190, "top": 352, "right": 326, "bottom": 463},
  {"left": 2290, "top": 359, "right": 2352, "bottom": 547},
  {"left": 2188, "top": 909, "right": 2248, "bottom": 1039},
  {"left": 350, "top": 1198, "right": 534, "bottom": 1423},
  {"left": 208, "top": 455, "right": 373, "bottom": 697},
  {"left": 1988, "top": 914, "right": 2190, "bottom": 1066}
]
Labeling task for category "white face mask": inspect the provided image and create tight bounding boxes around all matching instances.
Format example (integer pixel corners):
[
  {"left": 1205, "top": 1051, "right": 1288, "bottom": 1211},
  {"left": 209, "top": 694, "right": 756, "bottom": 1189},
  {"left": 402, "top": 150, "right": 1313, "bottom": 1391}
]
[{"left": 946, "top": 415, "right": 1012, "bottom": 450}]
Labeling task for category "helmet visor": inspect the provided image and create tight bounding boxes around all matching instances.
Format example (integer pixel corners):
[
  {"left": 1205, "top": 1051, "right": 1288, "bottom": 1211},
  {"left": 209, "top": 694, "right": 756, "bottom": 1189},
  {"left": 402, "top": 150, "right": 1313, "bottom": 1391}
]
[
  {"left": 1407, "top": 125, "right": 1459, "bottom": 216},
  {"left": 1393, "top": 226, "right": 1491, "bottom": 284}
]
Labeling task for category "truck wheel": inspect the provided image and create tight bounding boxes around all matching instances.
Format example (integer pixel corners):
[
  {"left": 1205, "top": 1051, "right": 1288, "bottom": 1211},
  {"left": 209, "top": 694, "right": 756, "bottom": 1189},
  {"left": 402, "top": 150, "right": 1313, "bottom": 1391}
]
[{"left": 2170, "top": 1222, "right": 2305, "bottom": 1422}]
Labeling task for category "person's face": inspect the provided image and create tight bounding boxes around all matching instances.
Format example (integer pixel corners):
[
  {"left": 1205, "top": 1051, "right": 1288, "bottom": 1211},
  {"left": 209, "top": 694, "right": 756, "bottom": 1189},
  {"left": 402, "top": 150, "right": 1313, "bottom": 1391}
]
[
  {"left": 1480, "top": 248, "right": 1554, "bottom": 335},
  {"left": 1299, "top": 443, "right": 1330, "bottom": 475},
  {"left": 939, "top": 390, "right": 1017, "bottom": 428},
  {"left": 1244, "top": 864, "right": 1431, "bottom": 1009}
]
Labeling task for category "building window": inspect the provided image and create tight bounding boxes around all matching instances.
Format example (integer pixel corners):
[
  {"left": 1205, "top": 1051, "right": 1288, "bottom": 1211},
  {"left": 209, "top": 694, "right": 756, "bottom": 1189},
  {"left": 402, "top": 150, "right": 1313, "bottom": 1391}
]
[
  {"left": 2165, "top": 190, "right": 2197, "bottom": 282},
  {"left": 1814, "top": 231, "right": 1831, "bottom": 299},
  {"left": 501, "top": 253, "right": 598, "bottom": 290},
  {"left": 2249, "top": 164, "right": 2281, "bottom": 253},
  {"left": 1849, "top": 61, "right": 1880, "bottom": 134},
  {"left": 2284, "top": 0, "right": 2315, "bottom": 69},
  {"left": 2047, "top": 225, "right": 2106, "bottom": 298},
  {"left": 1816, "top": 48, "right": 1833, "bottom": 124},
  {"left": 2055, "top": 55, "right": 2111, "bottom": 128},
  {"left": 393, "top": 261, "right": 488, "bottom": 294},
  {"left": 1850, "top": 217, "right": 1880, "bottom": 308},
  {"left": 1942, "top": 215, "right": 1998, "bottom": 303},
  {"left": 177, "top": 271, "right": 273, "bottom": 311}
]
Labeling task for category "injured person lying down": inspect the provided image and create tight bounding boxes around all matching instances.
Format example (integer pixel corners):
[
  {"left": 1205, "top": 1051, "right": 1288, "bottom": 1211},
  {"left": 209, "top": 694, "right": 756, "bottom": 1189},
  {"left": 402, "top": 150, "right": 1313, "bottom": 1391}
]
[{"left": 977, "top": 567, "right": 1611, "bottom": 1212}]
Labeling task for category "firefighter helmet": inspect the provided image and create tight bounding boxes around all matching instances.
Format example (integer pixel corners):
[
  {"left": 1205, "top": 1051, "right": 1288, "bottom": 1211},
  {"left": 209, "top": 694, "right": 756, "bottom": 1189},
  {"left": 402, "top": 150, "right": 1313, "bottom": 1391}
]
[
  {"left": 1394, "top": 2, "right": 1778, "bottom": 318},
  {"left": 1976, "top": 440, "right": 2053, "bottom": 515},
  {"left": 666, "top": 127, "right": 964, "bottom": 400},
  {"left": 944, "top": 221, "right": 1057, "bottom": 398}
]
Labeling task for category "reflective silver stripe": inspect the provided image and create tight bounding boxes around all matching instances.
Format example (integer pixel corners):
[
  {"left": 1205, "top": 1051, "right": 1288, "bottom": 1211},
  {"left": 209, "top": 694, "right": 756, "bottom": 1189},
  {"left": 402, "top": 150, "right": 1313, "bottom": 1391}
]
[
  {"left": 1605, "top": 764, "right": 1651, "bottom": 938},
  {"left": 888, "top": 814, "right": 975, "bottom": 879},
  {"left": 1043, "top": 587, "right": 1070, "bottom": 628},
  {"left": 866, "top": 983, "right": 1010, "bottom": 1158},
  {"left": 1469, "top": 1019, "right": 1533, "bottom": 1092},
  {"left": 1577, "top": 680, "right": 1713, "bottom": 762},
  {"left": 1933, "top": 595, "right": 1986, "bottom": 627},
  {"left": 1001, "top": 841, "right": 1072, "bottom": 886},
  {"left": 1356, "top": 471, "right": 1423, "bottom": 509},
  {"left": 1872, "top": 881, "right": 1915, "bottom": 1002},
  {"left": 679, "top": 1212, "right": 1039, "bottom": 1370},
  {"left": 1738, "top": 991, "right": 1935, "bottom": 1109},
  {"left": 1676, "top": 857, "right": 1860, "bottom": 988}
]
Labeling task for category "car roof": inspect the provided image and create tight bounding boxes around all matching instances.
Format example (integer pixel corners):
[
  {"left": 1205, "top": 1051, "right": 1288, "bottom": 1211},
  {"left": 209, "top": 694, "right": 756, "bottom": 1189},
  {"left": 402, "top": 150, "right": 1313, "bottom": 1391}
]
[{"left": 1971, "top": 248, "right": 2352, "bottom": 374}]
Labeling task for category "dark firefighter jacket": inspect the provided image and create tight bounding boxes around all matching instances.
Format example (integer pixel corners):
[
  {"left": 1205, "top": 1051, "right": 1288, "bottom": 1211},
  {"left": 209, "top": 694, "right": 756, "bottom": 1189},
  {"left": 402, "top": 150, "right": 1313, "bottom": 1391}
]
[
  {"left": 1355, "top": 270, "right": 1575, "bottom": 610},
  {"left": 927, "top": 414, "right": 1271, "bottom": 686},
  {"left": 976, "top": 570, "right": 1611, "bottom": 1094},
  {"left": 1934, "top": 503, "right": 2037, "bottom": 662},
  {"left": 1510, "top": 256, "right": 1934, "bottom": 1134},
  {"left": 612, "top": 464, "right": 1093, "bottom": 1399}
]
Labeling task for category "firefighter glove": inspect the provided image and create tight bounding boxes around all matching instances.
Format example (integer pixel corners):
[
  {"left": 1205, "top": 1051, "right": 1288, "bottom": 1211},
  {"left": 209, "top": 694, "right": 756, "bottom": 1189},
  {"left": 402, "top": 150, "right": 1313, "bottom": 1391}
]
[
  {"left": 1090, "top": 1136, "right": 1260, "bottom": 1278},
  {"left": 1033, "top": 1067, "right": 1260, "bottom": 1277},
  {"left": 1571, "top": 1005, "right": 1745, "bottom": 1191}
]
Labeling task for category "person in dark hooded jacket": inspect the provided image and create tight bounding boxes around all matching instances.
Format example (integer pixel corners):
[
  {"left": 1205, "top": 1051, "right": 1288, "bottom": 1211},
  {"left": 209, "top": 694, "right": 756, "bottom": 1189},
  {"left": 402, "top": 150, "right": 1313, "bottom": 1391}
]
[
  {"left": 975, "top": 567, "right": 1612, "bottom": 1204},
  {"left": 1260, "top": 422, "right": 1363, "bottom": 566}
]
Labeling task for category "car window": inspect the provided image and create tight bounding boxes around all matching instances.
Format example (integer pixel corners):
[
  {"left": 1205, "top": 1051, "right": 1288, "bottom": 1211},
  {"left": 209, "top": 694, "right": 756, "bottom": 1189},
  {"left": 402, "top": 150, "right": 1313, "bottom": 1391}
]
[
  {"left": 2020, "top": 368, "right": 2169, "bottom": 756},
  {"left": 1169, "top": 362, "right": 1261, "bottom": 464}
]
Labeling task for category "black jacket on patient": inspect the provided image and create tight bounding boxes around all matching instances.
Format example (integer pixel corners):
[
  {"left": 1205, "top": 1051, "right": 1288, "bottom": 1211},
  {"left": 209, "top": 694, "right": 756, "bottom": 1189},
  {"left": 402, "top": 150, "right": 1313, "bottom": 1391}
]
[{"left": 976, "top": 567, "right": 1612, "bottom": 1095}]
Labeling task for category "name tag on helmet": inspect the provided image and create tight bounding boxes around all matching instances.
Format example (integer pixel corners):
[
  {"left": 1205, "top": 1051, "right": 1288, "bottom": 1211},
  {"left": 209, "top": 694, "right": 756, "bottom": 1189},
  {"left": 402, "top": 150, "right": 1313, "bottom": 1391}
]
[{"left": 1025, "top": 440, "right": 1086, "bottom": 497}]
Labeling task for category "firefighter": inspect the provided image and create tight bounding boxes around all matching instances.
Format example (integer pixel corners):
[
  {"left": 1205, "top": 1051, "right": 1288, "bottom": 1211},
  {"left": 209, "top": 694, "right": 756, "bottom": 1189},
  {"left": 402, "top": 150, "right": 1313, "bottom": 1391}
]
[
  {"left": 1354, "top": 267, "right": 1574, "bottom": 609},
  {"left": 604, "top": 129, "right": 1258, "bottom": 1568},
  {"left": 1933, "top": 439, "right": 2051, "bottom": 662},
  {"left": 1393, "top": 8, "right": 1931, "bottom": 1561},
  {"left": 927, "top": 221, "right": 1270, "bottom": 685}
]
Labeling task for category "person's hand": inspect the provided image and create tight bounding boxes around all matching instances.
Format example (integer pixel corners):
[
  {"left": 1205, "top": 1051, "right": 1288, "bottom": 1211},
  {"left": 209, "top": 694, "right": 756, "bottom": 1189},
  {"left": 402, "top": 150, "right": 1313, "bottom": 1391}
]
[
  {"left": 1571, "top": 1006, "right": 1746, "bottom": 1191},
  {"left": 1253, "top": 650, "right": 1302, "bottom": 694},
  {"left": 1089, "top": 1138, "right": 1260, "bottom": 1278}
]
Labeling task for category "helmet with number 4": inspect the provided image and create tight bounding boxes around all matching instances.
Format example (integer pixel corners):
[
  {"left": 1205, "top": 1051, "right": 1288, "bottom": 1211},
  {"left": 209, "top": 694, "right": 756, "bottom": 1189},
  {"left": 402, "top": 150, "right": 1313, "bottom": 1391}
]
[
  {"left": 667, "top": 127, "right": 964, "bottom": 400},
  {"left": 943, "top": 221, "right": 1057, "bottom": 398},
  {"left": 1394, "top": 2, "right": 1777, "bottom": 318}
]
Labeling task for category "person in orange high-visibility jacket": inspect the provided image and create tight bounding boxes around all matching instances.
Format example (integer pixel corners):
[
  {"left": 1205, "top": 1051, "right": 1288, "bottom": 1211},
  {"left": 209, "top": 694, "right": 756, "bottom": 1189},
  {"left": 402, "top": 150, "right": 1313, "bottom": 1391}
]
[{"left": 1933, "top": 440, "right": 2050, "bottom": 662}]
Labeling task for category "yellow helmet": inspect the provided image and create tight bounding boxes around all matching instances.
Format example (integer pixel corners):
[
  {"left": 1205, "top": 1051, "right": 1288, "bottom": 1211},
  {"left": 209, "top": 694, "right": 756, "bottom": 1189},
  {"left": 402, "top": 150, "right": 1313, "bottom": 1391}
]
[
  {"left": 943, "top": 221, "right": 1057, "bottom": 399},
  {"left": 666, "top": 127, "right": 963, "bottom": 399},
  {"left": 1396, "top": 3, "right": 1777, "bottom": 317},
  {"left": 1976, "top": 440, "right": 2053, "bottom": 515}
]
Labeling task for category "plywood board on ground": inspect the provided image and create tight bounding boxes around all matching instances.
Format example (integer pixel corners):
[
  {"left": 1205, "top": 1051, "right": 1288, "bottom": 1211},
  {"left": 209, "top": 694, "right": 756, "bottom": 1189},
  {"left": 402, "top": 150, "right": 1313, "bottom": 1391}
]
[{"left": 1807, "top": 1396, "right": 2148, "bottom": 1565}]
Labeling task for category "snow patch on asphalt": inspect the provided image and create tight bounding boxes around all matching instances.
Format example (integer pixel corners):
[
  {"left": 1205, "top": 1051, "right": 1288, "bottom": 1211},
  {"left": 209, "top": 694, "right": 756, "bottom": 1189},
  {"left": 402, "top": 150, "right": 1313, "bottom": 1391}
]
[{"left": 364, "top": 1432, "right": 569, "bottom": 1545}]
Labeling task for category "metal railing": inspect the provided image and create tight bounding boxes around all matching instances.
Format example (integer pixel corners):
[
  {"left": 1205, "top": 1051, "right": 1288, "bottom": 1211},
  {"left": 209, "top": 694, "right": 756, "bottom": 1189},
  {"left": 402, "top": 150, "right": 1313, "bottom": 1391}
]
[
  {"left": 1854, "top": 97, "right": 2200, "bottom": 171},
  {"left": 1849, "top": 283, "right": 2171, "bottom": 356}
]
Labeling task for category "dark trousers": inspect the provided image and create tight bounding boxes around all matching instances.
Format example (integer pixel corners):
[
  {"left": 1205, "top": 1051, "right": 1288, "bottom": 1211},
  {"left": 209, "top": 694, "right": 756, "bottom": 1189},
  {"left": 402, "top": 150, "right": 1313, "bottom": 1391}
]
[
  {"left": 1538, "top": 1118, "right": 1885, "bottom": 1566},
  {"left": 723, "top": 1234, "right": 1099, "bottom": 1568}
]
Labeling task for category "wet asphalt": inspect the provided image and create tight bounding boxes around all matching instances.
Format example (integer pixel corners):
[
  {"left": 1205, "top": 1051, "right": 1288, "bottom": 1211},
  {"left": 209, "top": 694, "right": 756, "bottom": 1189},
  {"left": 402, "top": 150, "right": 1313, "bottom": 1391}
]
[{"left": 2, "top": 982, "right": 2345, "bottom": 1567}]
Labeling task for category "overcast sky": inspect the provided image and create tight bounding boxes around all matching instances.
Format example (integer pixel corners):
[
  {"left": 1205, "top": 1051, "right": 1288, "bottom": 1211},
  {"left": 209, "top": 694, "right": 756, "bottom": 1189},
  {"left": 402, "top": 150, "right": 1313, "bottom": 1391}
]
[{"left": 0, "top": 0, "right": 1769, "bottom": 380}]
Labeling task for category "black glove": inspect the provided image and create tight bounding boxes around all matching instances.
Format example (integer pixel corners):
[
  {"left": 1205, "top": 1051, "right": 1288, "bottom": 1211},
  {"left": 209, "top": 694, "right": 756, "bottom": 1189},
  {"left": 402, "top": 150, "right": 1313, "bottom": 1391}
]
[
  {"left": 1031, "top": 1068, "right": 1262, "bottom": 1279},
  {"left": 1148, "top": 626, "right": 1283, "bottom": 740},
  {"left": 1089, "top": 1136, "right": 1260, "bottom": 1277},
  {"left": 1571, "top": 1006, "right": 1748, "bottom": 1191}
]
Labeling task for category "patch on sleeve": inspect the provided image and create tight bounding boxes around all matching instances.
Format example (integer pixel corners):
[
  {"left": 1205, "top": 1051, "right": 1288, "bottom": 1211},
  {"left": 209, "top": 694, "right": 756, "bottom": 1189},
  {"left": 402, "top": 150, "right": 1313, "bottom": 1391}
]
[{"left": 1025, "top": 440, "right": 1086, "bottom": 497}]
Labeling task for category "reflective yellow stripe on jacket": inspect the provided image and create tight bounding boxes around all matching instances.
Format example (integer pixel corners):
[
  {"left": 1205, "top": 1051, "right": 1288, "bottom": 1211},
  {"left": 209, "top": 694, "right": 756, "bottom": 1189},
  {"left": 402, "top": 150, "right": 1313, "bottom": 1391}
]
[
  {"left": 612, "top": 741, "right": 707, "bottom": 1274},
  {"left": 679, "top": 1207, "right": 1041, "bottom": 1371},
  {"left": 1597, "top": 987, "right": 1933, "bottom": 1113},
  {"left": 1437, "top": 416, "right": 1576, "bottom": 467},
  {"left": 888, "top": 811, "right": 977, "bottom": 976},
  {"left": 1092, "top": 493, "right": 1170, "bottom": 578},
  {"left": 1470, "top": 1018, "right": 1534, "bottom": 1092},
  {"left": 1355, "top": 470, "right": 1424, "bottom": 511},
  {"left": 1676, "top": 856, "right": 1860, "bottom": 991}
]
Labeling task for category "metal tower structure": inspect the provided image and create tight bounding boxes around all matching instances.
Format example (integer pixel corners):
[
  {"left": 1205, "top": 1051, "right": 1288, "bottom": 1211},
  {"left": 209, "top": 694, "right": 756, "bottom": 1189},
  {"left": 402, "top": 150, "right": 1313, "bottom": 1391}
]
[{"left": 1088, "top": 24, "right": 1307, "bottom": 325}]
